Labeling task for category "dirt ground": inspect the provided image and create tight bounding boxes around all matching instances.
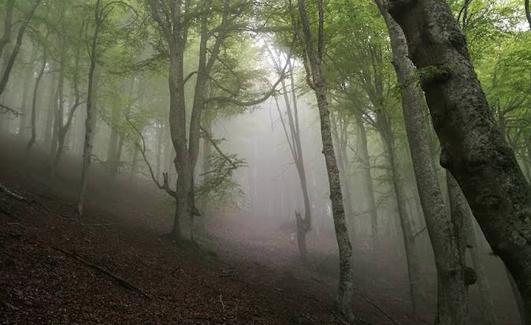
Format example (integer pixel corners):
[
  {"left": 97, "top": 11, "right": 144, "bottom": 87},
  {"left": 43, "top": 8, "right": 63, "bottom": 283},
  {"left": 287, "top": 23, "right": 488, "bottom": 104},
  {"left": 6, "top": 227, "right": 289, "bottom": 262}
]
[{"left": 0, "top": 135, "right": 494, "bottom": 324}]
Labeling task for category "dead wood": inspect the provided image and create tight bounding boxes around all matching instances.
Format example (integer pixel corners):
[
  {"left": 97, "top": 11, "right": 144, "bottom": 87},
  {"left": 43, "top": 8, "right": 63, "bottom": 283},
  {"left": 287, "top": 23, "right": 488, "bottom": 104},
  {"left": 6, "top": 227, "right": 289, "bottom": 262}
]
[
  {"left": 0, "top": 183, "right": 26, "bottom": 201},
  {"left": 51, "top": 246, "right": 152, "bottom": 300}
]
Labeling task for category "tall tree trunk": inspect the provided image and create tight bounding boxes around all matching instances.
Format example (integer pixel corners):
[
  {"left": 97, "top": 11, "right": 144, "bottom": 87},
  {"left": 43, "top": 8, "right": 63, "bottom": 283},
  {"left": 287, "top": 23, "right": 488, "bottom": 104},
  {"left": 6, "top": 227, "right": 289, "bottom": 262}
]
[
  {"left": 0, "top": 0, "right": 16, "bottom": 59},
  {"left": 272, "top": 56, "right": 312, "bottom": 262},
  {"left": 296, "top": 0, "right": 354, "bottom": 320},
  {"left": 155, "top": 122, "right": 164, "bottom": 180},
  {"left": 43, "top": 72, "right": 57, "bottom": 148},
  {"left": 17, "top": 47, "right": 35, "bottom": 138},
  {"left": 78, "top": 0, "right": 103, "bottom": 216},
  {"left": 77, "top": 63, "right": 98, "bottom": 216},
  {"left": 378, "top": 2, "right": 468, "bottom": 322},
  {"left": 106, "top": 107, "right": 120, "bottom": 180},
  {"left": 388, "top": 0, "right": 531, "bottom": 318},
  {"left": 353, "top": 110, "right": 379, "bottom": 245},
  {"left": 50, "top": 50, "right": 65, "bottom": 161},
  {"left": 463, "top": 200, "right": 498, "bottom": 325},
  {"left": 167, "top": 38, "right": 188, "bottom": 240},
  {"left": 50, "top": 3, "right": 82, "bottom": 177},
  {"left": 506, "top": 266, "right": 529, "bottom": 325},
  {"left": 0, "top": 0, "right": 41, "bottom": 96},
  {"left": 26, "top": 50, "right": 46, "bottom": 151},
  {"left": 384, "top": 132, "right": 423, "bottom": 315},
  {"left": 525, "top": 0, "right": 531, "bottom": 30}
]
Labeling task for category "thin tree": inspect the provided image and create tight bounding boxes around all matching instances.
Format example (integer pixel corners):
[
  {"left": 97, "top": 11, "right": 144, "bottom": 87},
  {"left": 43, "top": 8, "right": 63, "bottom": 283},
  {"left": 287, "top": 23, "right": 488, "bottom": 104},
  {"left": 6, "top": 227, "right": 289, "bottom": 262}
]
[
  {"left": 78, "top": 0, "right": 106, "bottom": 216},
  {"left": 26, "top": 38, "right": 48, "bottom": 151},
  {"left": 293, "top": 0, "right": 354, "bottom": 320},
  {"left": 269, "top": 49, "right": 312, "bottom": 262},
  {"left": 0, "top": 0, "right": 41, "bottom": 96}
]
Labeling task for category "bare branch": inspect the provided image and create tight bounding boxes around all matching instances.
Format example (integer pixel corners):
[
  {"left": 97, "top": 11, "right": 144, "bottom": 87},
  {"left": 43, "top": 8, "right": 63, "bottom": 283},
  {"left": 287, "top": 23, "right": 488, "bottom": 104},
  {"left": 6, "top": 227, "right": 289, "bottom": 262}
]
[
  {"left": 0, "top": 103, "right": 21, "bottom": 116},
  {"left": 200, "top": 126, "right": 238, "bottom": 170},
  {"left": 125, "top": 115, "right": 176, "bottom": 198}
]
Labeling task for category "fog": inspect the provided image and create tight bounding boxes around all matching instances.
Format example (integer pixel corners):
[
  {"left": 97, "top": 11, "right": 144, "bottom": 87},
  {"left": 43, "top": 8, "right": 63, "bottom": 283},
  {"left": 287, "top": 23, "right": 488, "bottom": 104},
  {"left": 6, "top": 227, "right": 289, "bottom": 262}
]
[{"left": 0, "top": 1, "right": 529, "bottom": 324}]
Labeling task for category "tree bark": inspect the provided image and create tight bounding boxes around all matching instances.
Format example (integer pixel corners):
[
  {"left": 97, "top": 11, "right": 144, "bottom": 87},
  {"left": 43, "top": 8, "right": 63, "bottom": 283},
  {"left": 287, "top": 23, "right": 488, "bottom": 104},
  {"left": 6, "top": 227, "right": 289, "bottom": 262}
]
[
  {"left": 43, "top": 72, "right": 57, "bottom": 148},
  {"left": 384, "top": 130, "right": 423, "bottom": 316},
  {"left": 0, "top": 0, "right": 16, "bottom": 59},
  {"left": 0, "top": 0, "right": 41, "bottom": 96},
  {"left": 525, "top": 0, "right": 531, "bottom": 30},
  {"left": 353, "top": 110, "right": 379, "bottom": 245},
  {"left": 388, "top": 0, "right": 531, "bottom": 319},
  {"left": 26, "top": 49, "right": 47, "bottom": 151},
  {"left": 17, "top": 48, "right": 35, "bottom": 138},
  {"left": 296, "top": 0, "right": 354, "bottom": 320},
  {"left": 106, "top": 107, "right": 120, "bottom": 180},
  {"left": 78, "top": 0, "right": 103, "bottom": 216},
  {"left": 463, "top": 198, "right": 498, "bottom": 325},
  {"left": 378, "top": 2, "right": 468, "bottom": 322},
  {"left": 272, "top": 55, "right": 312, "bottom": 263}
]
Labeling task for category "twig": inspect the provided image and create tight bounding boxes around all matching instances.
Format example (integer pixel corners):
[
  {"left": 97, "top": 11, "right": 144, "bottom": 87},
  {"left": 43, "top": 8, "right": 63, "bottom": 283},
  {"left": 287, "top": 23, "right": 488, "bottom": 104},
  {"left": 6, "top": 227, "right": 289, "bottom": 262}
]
[
  {"left": 412, "top": 226, "right": 427, "bottom": 239},
  {"left": 357, "top": 293, "right": 402, "bottom": 325},
  {"left": 124, "top": 115, "right": 176, "bottom": 198},
  {"left": 51, "top": 246, "right": 152, "bottom": 300},
  {"left": 80, "top": 223, "right": 116, "bottom": 227},
  {"left": 219, "top": 294, "right": 225, "bottom": 311},
  {"left": 0, "top": 183, "right": 26, "bottom": 201},
  {"left": 0, "top": 103, "right": 21, "bottom": 116},
  {"left": 200, "top": 126, "right": 239, "bottom": 170}
]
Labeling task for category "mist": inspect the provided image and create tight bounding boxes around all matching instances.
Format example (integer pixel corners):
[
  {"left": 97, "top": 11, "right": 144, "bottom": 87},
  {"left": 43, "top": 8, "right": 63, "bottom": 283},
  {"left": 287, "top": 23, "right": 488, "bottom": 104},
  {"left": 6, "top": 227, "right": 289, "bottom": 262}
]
[{"left": 0, "top": 0, "right": 529, "bottom": 324}]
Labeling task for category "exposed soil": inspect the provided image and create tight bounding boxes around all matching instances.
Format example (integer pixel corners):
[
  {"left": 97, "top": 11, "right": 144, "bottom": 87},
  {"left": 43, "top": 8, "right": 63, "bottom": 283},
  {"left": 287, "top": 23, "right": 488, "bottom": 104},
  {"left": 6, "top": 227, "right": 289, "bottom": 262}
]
[{"left": 0, "top": 135, "right": 428, "bottom": 325}]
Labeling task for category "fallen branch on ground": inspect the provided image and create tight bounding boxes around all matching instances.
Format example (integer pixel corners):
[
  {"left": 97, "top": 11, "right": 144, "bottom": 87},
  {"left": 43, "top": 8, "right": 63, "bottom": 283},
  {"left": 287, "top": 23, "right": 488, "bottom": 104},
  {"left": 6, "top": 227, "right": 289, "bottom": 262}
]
[
  {"left": 356, "top": 292, "right": 401, "bottom": 325},
  {"left": 51, "top": 246, "right": 152, "bottom": 300},
  {"left": 0, "top": 183, "right": 26, "bottom": 201}
]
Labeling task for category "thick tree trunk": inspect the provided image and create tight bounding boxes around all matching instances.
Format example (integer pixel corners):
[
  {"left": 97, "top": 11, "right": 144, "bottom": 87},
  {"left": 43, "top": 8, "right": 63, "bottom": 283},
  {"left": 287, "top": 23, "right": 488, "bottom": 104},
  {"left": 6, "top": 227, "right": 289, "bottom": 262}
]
[
  {"left": 506, "top": 266, "right": 529, "bottom": 325},
  {"left": 167, "top": 38, "right": 188, "bottom": 240},
  {"left": 463, "top": 201, "right": 498, "bottom": 325},
  {"left": 378, "top": 2, "right": 468, "bottom": 322},
  {"left": 388, "top": 0, "right": 531, "bottom": 319}
]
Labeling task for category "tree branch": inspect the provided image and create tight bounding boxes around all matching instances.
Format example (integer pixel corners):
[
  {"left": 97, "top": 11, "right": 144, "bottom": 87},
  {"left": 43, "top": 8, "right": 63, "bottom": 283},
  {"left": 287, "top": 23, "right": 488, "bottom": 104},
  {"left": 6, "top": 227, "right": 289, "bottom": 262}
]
[{"left": 125, "top": 115, "right": 176, "bottom": 198}]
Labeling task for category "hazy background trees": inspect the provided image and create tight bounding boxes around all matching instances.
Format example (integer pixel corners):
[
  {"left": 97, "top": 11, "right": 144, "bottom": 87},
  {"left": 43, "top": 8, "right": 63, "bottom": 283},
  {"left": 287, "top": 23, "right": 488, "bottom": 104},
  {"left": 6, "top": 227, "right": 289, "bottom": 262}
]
[{"left": 0, "top": 0, "right": 529, "bottom": 324}]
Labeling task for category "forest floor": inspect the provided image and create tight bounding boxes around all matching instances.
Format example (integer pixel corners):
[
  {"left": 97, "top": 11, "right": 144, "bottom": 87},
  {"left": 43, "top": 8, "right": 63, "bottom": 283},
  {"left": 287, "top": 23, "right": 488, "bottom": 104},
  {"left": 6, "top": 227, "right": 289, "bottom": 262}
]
[{"left": 0, "top": 135, "right": 428, "bottom": 325}]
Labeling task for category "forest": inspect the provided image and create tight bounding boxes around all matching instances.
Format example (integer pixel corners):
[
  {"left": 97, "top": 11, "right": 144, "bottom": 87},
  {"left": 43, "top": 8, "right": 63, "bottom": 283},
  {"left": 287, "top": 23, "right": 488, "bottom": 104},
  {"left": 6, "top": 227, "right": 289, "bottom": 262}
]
[{"left": 0, "top": 0, "right": 530, "bottom": 324}]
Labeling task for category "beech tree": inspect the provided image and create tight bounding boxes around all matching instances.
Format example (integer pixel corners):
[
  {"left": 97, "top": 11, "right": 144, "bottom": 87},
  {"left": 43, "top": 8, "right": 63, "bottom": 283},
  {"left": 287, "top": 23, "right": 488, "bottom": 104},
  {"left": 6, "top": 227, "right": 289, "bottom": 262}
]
[
  {"left": 387, "top": 0, "right": 531, "bottom": 320},
  {"left": 292, "top": 0, "right": 354, "bottom": 320},
  {"left": 147, "top": 0, "right": 282, "bottom": 240}
]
